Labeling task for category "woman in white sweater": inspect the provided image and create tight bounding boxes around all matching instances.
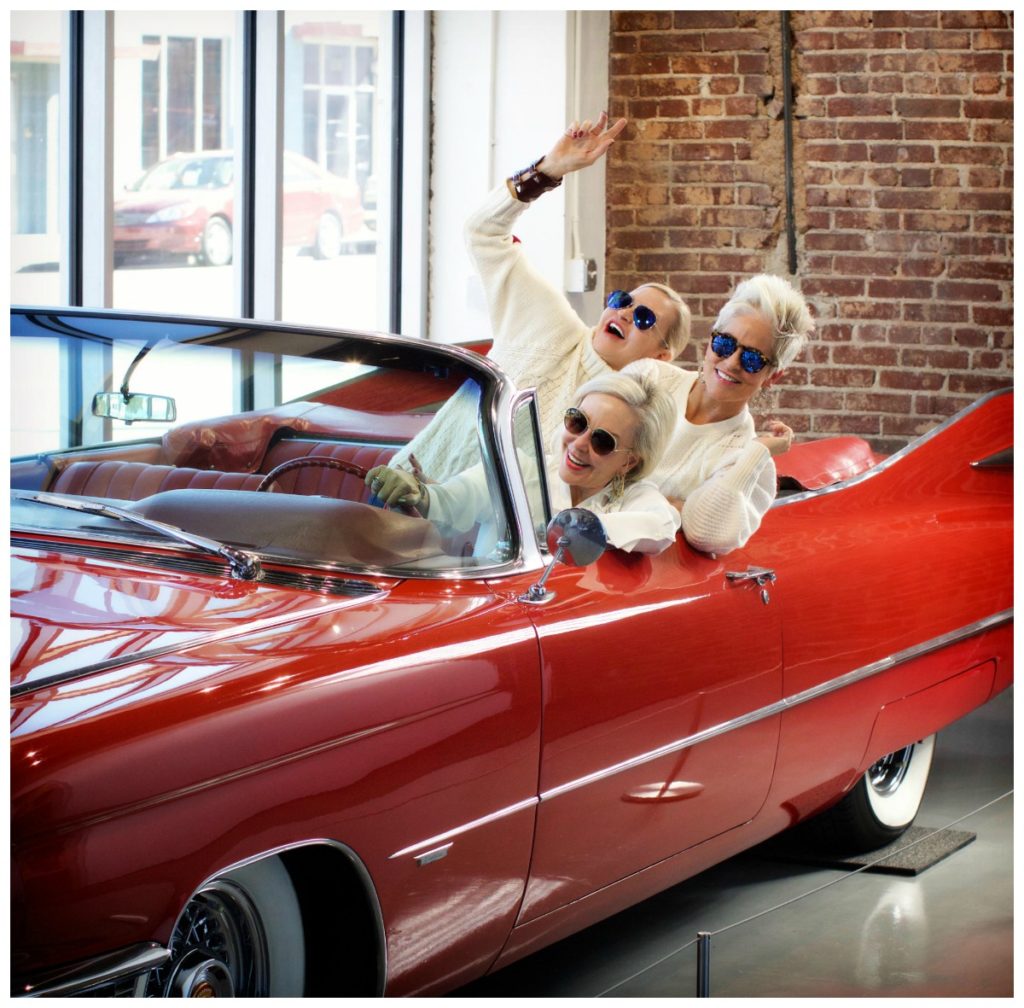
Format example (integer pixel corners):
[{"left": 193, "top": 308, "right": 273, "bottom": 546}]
[
  {"left": 625, "top": 273, "right": 814, "bottom": 556},
  {"left": 389, "top": 112, "right": 691, "bottom": 482},
  {"left": 367, "top": 370, "right": 680, "bottom": 557}
]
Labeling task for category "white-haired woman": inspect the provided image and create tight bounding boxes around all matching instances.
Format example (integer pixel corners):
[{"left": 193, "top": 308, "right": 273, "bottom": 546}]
[
  {"left": 390, "top": 112, "right": 691, "bottom": 482},
  {"left": 625, "top": 273, "right": 814, "bottom": 556},
  {"left": 369, "top": 370, "right": 680, "bottom": 556}
]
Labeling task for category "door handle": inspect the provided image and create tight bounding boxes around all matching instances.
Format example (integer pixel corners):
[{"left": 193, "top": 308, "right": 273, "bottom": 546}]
[{"left": 725, "top": 565, "right": 777, "bottom": 604}]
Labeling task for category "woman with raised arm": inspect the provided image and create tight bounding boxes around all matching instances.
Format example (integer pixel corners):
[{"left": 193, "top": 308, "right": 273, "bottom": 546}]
[{"left": 389, "top": 112, "right": 692, "bottom": 482}]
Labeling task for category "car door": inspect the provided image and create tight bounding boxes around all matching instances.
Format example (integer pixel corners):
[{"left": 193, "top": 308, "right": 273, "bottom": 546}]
[{"left": 515, "top": 542, "right": 783, "bottom": 922}]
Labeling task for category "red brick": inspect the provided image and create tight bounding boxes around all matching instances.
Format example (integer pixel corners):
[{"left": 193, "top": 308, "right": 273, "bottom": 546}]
[
  {"left": 935, "top": 280, "right": 1004, "bottom": 302},
  {"left": 874, "top": 11, "right": 940, "bottom": 28},
  {"left": 964, "top": 99, "right": 1014, "bottom": 120},
  {"left": 671, "top": 11, "right": 737, "bottom": 29},
  {"left": 833, "top": 345, "right": 900, "bottom": 366},
  {"left": 866, "top": 278, "right": 936, "bottom": 300},
  {"left": 895, "top": 97, "right": 963, "bottom": 118},
  {"left": 868, "top": 145, "right": 937, "bottom": 164},
  {"left": 972, "top": 306, "right": 1013, "bottom": 327},
  {"left": 827, "top": 96, "right": 894, "bottom": 117},
  {"left": 901, "top": 348, "right": 971, "bottom": 370},
  {"left": 940, "top": 11, "right": 1010, "bottom": 29},
  {"left": 837, "top": 121, "right": 903, "bottom": 141},
  {"left": 900, "top": 302, "right": 971, "bottom": 323},
  {"left": 879, "top": 370, "right": 946, "bottom": 391},
  {"left": 904, "top": 30, "right": 972, "bottom": 50}
]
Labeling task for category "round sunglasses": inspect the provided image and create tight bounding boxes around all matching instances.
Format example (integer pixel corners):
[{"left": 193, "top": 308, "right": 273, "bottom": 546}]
[
  {"left": 710, "top": 331, "right": 775, "bottom": 374},
  {"left": 606, "top": 290, "right": 658, "bottom": 331},
  {"left": 563, "top": 407, "right": 632, "bottom": 457}
]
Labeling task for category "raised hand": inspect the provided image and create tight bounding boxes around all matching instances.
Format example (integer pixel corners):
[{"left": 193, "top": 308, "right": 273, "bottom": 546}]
[{"left": 539, "top": 111, "right": 628, "bottom": 180}]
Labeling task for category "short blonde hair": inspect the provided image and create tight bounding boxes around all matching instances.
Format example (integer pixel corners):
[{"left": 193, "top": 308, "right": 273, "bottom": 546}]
[
  {"left": 637, "top": 282, "right": 692, "bottom": 359},
  {"left": 715, "top": 273, "right": 814, "bottom": 370},
  {"left": 571, "top": 369, "right": 677, "bottom": 484}
]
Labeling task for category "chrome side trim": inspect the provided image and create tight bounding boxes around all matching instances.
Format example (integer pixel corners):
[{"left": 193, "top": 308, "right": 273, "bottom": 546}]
[
  {"left": 17, "top": 942, "right": 169, "bottom": 997},
  {"left": 773, "top": 385, "right": 1012, "bottom": 508},
  {"left": 389, "top": 797, "right": 539, "bottom": 860},
  {"left": 540, "top": 608, "right": 1012, "bottom": 803}
]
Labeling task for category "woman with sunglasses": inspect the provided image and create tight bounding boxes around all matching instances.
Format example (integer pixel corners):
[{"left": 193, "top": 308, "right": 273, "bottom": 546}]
[
  {"left": 624, "top": 273, "right": 813, "bottom": 556},
  {"left": 367, "top": 371, "right": 680, "bottom": 556},
  {"left": 388, "top": 111, "right": 691, "bottom": 483}
]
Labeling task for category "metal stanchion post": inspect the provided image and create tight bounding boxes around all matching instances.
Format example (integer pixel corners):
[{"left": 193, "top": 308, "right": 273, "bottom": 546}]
[{"left": 696, "top": 931, "right": 711, "bottom": 997}]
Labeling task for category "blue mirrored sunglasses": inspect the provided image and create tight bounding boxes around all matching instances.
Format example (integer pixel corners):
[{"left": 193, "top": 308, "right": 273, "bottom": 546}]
[
  {"left": 710, "top": 331, "right": 775, "bottom": 374},
  {"left": 606, "top": 290, "right": 657, "bottom": 331}
]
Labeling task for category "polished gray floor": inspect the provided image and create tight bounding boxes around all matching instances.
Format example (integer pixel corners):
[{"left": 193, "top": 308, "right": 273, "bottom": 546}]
[{"left": 454, "top": 687, "right": 1013, "bottom": 998}]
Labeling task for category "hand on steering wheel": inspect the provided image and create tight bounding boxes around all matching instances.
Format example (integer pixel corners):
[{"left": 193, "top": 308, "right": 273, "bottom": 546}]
[{"left": 365, "top": 465, "right": 427, "bottom": 511}]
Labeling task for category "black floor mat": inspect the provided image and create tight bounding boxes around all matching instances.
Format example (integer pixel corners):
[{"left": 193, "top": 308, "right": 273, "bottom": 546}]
[{"left": 761, "top": 825, "right": 976, "bottom": 876}]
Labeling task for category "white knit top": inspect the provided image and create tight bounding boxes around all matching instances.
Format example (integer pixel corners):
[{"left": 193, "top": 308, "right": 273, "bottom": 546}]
[
  {"left": 426, "top": 461, "right": 680, "bottom": 557},
  {"left": 623, "top": 359, "right": 777, "bottom": 556},
  {"left": 390, "top": 184, "right": 610, "bottom": 480}
]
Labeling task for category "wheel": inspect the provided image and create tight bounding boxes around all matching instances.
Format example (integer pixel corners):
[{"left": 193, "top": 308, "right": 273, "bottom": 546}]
[
  {"left": 149, "top": 856, "right": 305, "bottom": 996},
  {"left": 313, "top": 211, "right": 344, "bottom": 259},
  {"left": 257, "top": 455, "right": 369, "bottom": 492},
  {"left": 201, "top": 216, "right": 233, "bottom": 267},
  {"left": 805, "top": 735, "right": 936, "bottom": 854}
]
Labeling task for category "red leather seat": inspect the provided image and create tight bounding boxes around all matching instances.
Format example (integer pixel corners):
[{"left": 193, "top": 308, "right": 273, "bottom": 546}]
[{"left": 50, "top": 460, "right": 267, "bottom": 500}]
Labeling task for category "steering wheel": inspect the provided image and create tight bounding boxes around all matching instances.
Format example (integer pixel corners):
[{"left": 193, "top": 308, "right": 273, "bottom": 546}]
[
  {"left": 256, "top": 456, "right": 369, "bottom": 493},
  {"left": 255, "top": 455, "right": 419, "bottom": 516}
]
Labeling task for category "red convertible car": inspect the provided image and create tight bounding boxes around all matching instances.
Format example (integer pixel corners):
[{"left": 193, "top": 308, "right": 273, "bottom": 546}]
[{"left": 10, "top": 307, "right": 1012, "bottom": 997}]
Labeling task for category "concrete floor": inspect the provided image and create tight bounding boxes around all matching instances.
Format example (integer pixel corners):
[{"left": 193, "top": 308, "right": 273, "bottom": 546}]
[{"left": 454, "top": 687, "right": 1013, "bottom": 998}]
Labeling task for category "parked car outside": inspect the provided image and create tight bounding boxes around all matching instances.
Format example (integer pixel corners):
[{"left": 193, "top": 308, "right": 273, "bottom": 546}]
[
  {"left": 10, "top": 307, "right": 1013, "bottom": 997},
  {"left": 113, "top": 150, "right": 369, "bottom": 267}
]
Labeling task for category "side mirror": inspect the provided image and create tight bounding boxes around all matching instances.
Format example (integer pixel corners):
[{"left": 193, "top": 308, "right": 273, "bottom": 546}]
[
  {"left": 92, "top": 391, "right": 177, "bottom": 425},
  {"left": 520, "top": 507, "right": 607, "bottom": 604}
]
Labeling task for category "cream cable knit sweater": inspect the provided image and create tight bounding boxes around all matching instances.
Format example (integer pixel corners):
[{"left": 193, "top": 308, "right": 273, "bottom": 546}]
[
  {"left": 623, "top": 359, "right": 777, "bottom": 556},
  {"left": 390, "top": 184, "right": 611, "bottom": 480},
  {"left": 393, "top": 184, "right": 774, "bottom": 557}
]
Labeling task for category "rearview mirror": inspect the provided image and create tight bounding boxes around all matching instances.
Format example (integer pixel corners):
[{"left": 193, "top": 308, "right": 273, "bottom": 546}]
[
  {"left": 520, "top": 508, "right": 607, "bottom": 604},
  {"left": 92, "top": 392, "right": 177, "bottom": 424}
]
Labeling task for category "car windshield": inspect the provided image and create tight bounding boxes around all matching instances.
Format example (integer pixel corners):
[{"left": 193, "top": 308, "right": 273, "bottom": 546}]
[
  {"left": 131, "top": 155, "right": 232, "bottom": 191},
  {"left": 11, "top": 311, "right": 527, "bottom": 576}
]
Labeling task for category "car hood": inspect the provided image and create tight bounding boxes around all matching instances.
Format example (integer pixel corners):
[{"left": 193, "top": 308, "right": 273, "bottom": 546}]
[{"left": 10, "top": 543, "right": 384, "bottom": 701}]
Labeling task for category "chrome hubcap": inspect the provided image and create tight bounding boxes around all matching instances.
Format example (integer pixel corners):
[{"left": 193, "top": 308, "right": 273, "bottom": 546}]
[
  {"left": 150, "top": 880, "right": 269, "bottom": 996},
  {"left": 868, "top": 744, "right": 914, "bottom": 796}
]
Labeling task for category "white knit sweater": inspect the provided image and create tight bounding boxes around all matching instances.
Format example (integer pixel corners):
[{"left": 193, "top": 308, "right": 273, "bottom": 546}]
[
  {"left": 391, "top": 184, "right": 610, "bottom": 480},
  {"left": 427, "top": 461, "right": 680, "bottom": 557},
  {"left": 623, "top": 359, "right": 777, "bottom": 556}
]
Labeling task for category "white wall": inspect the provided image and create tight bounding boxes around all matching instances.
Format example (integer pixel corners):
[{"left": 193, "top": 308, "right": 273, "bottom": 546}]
[{"left": 427, "top": 11, "right": 610, "bottom": 345}]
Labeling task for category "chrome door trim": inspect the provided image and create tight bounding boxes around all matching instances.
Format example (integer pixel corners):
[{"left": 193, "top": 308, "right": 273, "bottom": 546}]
[{"left": 539, "top": 608, "right": 1012, "bottom": 803}]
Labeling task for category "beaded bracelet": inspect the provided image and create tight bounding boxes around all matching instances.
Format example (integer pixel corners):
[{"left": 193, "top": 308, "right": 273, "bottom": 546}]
[{"left": 507, "top": 157, "right": 563, "bottom": 203}]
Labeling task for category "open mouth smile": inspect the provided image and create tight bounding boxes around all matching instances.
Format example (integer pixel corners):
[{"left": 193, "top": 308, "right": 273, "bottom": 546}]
[
  {"left": 714, "top": 367, "right": 742, "bottom": 385},
  {"left": 564, "top": 449, "right": 591, "bottom": 472},
  {"left": 606, "top": 322, "right": 626, "bottom": 340}
]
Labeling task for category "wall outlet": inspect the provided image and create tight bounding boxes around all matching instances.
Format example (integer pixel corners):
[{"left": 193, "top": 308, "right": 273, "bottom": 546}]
[{"left": 566, "top": 257, "right": 597, "bottom": 293}]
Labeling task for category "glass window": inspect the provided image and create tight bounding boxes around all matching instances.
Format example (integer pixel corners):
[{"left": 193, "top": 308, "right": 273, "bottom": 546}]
[
  {"left": 281, "top": 12, "right": 384, "bottom": 330},
  {"left": 12, "top": 312, "right": 512, "bottom": 575},
  {"left": 513, "top": 397, "right": 552, "bottom": 546},
  {"left": 10, "top": 11, "right": 64, "bottom": 307},
  {"left": 111, "top": 12, "right": 239, "bottom": 315}
]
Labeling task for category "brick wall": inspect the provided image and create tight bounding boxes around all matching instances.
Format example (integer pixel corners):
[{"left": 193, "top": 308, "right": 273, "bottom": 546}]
[{"left": 606, "top": 10, "right": 1012, "bottom": 453}]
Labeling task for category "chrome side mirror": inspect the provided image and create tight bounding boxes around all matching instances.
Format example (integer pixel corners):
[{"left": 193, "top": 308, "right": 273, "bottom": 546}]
[{"left": 519, "top": 508, "right": 607, "bottom": 605}]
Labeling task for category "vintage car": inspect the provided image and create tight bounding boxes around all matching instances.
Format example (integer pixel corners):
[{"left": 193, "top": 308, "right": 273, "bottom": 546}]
[
  {"left": 10, "top": 307, "right": 1013, "bottom": 997},
  {"left": 114, "top": 150, "right": 368, "bottom": 267}
]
